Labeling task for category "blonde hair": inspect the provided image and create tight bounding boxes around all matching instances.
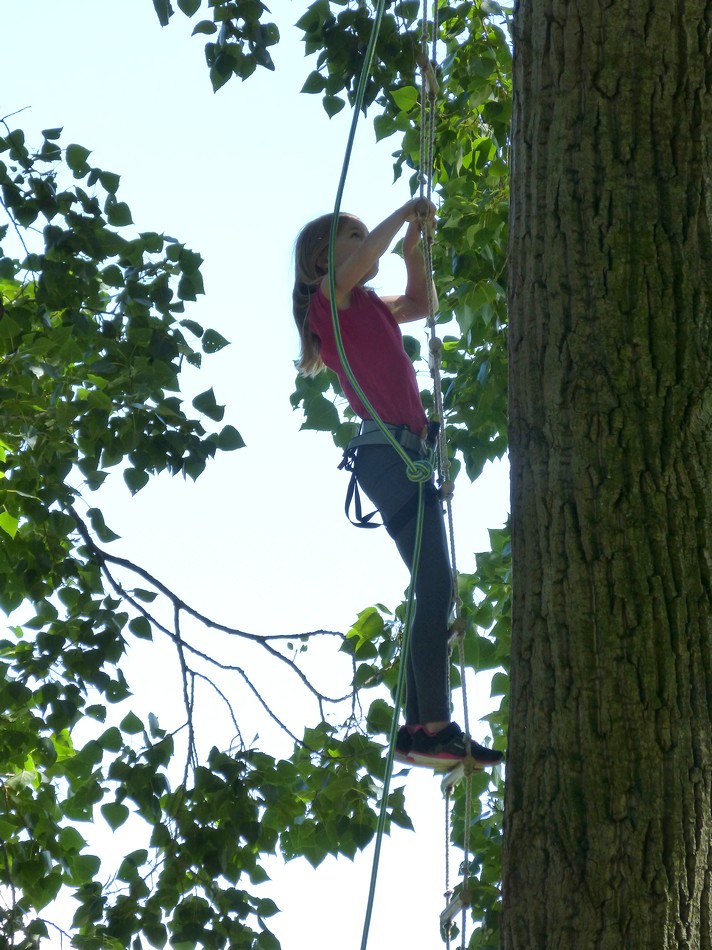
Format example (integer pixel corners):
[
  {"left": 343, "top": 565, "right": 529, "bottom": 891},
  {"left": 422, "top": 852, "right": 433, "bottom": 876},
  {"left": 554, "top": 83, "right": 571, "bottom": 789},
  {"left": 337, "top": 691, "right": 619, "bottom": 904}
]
[{"left": 293, "top": 212, "right": 359, "bottom": 376}]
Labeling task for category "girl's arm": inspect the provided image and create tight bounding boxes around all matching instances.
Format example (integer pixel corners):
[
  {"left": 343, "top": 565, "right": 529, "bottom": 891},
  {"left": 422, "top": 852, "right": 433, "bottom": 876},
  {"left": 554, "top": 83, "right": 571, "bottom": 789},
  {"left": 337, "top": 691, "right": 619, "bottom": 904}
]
[
  {"left": 320, "top": 199, "right": 434, "bottom": 309},
  {"left": 381, "top": 218, "right": 439, "bottom": 324}
]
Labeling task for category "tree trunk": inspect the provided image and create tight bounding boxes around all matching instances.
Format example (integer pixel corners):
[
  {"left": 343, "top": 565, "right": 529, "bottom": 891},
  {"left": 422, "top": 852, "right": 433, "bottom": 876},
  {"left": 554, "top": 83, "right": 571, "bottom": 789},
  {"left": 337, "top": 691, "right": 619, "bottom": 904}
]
[{"left": 504, "top": 2, "right": 712, "bottom": 947}]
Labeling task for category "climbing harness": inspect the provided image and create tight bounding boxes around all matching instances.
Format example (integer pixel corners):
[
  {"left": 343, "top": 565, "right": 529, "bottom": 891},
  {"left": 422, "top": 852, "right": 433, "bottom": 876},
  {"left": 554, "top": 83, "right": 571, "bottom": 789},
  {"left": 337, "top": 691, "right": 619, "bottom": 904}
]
[
  {"left": 321, "top": 1, "right": 491, "bottom": 947},
  {"left": 338, "top": 421, "right": 434, "bottom": 528}
]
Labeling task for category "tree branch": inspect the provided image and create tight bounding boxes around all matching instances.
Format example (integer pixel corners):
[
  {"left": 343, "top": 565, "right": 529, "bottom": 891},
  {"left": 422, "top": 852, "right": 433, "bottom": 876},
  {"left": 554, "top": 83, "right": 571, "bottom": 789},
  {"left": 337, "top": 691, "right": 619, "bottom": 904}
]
[{"left": 69, "top": 506, "right": 350, "bottom": 708}]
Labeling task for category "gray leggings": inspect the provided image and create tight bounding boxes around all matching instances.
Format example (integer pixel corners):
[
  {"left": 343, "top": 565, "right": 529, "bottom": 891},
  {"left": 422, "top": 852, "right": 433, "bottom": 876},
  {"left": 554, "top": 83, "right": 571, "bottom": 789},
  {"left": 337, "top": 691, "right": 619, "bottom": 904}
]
[{"left": 354, "top": 445, "right": 453, "bottom": 724}]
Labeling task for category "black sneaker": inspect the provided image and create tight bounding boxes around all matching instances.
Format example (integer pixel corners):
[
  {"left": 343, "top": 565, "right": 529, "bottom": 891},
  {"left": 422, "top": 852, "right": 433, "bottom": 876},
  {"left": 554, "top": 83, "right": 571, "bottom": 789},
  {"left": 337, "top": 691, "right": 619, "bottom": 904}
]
[
  {"left": 394, "top": 725, "right": 414, "bottom": 764},
  {"left": 410, "top": 722, "right": 504, "bottom": 769}
]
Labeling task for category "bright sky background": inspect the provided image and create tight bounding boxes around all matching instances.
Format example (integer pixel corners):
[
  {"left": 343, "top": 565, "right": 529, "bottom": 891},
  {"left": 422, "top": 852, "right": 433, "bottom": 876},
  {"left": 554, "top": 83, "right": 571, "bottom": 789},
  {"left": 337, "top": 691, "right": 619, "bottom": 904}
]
[{"left": 2, "top": 2, "right": 509, "bottom": 947}]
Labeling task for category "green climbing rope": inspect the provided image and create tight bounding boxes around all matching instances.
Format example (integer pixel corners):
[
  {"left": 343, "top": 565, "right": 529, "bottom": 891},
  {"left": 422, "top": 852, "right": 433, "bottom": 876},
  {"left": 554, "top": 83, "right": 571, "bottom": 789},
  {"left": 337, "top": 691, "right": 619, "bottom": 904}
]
[
  {"left": 358, "top": 483, "right": 425, "bottom": 950},
  {"left": 322, "top": 3, "right": 481, "bottom": 947},
  {"left": 325, "top": 4, "right": 432, "bottom": 487},
  {"left": 320, "top": 3, "right": 433, "bottom": 949}
]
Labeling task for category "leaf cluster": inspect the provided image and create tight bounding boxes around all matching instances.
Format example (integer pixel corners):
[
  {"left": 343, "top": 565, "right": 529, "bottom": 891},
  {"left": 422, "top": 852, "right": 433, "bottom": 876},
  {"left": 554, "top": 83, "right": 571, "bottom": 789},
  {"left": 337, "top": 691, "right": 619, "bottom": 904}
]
[
  {"left": 0, "top": 127, "right": 240, "bottom": 586},
  {"left": 151, "top": 0, "right": 280, "bottom": 90}
]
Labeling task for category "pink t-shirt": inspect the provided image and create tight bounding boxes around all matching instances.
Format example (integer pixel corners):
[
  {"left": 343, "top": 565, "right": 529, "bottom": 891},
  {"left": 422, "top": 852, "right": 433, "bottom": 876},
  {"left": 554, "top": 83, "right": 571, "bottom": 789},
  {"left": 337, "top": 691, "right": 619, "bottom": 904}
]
[{"left": 309, "top": 285, "right": 427, "bottom": 436}]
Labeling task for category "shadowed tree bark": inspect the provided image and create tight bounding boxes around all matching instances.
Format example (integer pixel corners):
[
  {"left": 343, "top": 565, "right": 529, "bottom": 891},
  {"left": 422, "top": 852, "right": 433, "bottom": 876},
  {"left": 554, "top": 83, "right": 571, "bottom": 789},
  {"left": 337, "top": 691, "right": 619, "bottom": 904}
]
[{"left": 504, "top": 1, "right": 712, "bottom": 946}]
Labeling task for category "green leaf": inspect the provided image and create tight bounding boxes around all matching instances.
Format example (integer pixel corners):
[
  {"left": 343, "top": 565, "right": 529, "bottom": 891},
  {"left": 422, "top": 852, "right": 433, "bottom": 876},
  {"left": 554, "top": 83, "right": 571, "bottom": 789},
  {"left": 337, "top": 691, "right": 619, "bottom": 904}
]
[
  {"left": 0, "top": 510, "right": 18, "bottom": 539},
  {"left": 0, "top": 257, "right": 17, "bottom": 279},
  {"left": 65, "top": 853, "right": 101, "bottom": 886},
  {"left": 152, "top": 0, "right": 174, "bottom": 26},
  {"left": 87, "top": 508, "right": 120, "bottom": 543},
  {"left": 132, "top": 588, "right": 158, "bottom": 604},
  {"left": 481, "top": 0, "right": 505, "bottom": 16},
  {"left": 98, "top": 727, "right": 123, "bottom": 751},
  {"left": 59, "top": 826, "right": 87, "bottom": 852},
  {"left": 216, "top": 425, "right": 245, "bottom": 451},
  {"left": 99, "top": 171, "right": 121, "bottom": 195},
  {"left": 301, "top": 71, "right": 326, "bottom": 94},
  {"left": 366, "top": 698, "right": 393, "bottom": 735},
  {"left": 180, "top": 319, "right": 204, "bottom": 338},
  {"left": 147, "top": 713, "right": 163, "bottom": 739},
  {"left": 129, "top": 616, "right": 152, "bottom": 640},
  {"left": 300, "top": 393, "right": 339, "bottom": 432},
  {"left": 177, "top": 0, "right": 201, "bottom": 14},
  {"left": 323, "top": 95, "right": 345, "bottom": 118},
  {"left": 144, "top": 922, "right": 168, "bottom": 948},
  {"left": 346, "top": 606, "right": 385, "bottom": 643},
  {"left": 66, "top": 143, "right": 91, "bottom": 171},
  {"left": 374, "top": 114, "right": 395, "bottom": 142},
  {"left": 192, "top": 19, "right": 217, "bottom": 35},
  {"left": 201, "top": 329, "right": 229, "bottom": 353},
  {"left": 390, "top": 85, "right": 419, "bottom": 111},
  {"left": 120, "top": 711, "right": 144, "bottom": 735},
  {"left": 491, "top": 670, "right": 509, "bottom": 696},
  {"left": 124, "top": 467, "right": 150, "bottom": 494},
  {"left": 192, "top": 388, "right": 224, "bottom": 421},
  {"left": 117, "top": 849, "right": 148, "bottom": 882},
  {"left": 255, "top": 932, "right": 280, "bottom": 950},
  {"left": 106, "top": 200, "right": 133, "bottom": 227},
  {"left": 101, "top": 802, "right": 130, "bottom": 830},
  {"left": 101, "top": 264, "right": 124, "bottom": 287},
  {"left": 0, "top": 314, "right": 22, "bottom": 340}
]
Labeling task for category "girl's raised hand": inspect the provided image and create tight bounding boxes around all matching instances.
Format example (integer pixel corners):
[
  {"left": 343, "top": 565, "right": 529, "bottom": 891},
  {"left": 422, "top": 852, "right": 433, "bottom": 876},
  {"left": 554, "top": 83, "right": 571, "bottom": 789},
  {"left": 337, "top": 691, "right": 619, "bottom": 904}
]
[{"left": 401, "top": 197, "right": 437, "bottom": 227}]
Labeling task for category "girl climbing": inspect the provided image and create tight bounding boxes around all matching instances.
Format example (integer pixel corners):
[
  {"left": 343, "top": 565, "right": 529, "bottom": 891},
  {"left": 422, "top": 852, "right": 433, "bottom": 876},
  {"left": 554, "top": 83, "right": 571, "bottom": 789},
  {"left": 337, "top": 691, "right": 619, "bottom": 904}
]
[{"left": 292, "top": 198, "right": 502, "bottom": 770}]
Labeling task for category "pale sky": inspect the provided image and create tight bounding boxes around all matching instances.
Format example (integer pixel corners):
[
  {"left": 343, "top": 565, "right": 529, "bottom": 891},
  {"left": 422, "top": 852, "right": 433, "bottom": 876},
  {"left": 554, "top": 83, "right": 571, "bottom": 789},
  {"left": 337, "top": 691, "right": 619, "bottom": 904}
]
[{"left": 2, "top": 2, "right": 509, "bottom": 947}]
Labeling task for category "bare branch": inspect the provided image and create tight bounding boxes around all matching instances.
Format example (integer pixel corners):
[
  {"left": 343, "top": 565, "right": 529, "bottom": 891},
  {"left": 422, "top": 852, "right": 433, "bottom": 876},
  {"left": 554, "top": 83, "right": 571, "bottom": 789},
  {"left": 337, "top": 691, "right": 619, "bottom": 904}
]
[
  {"left": 70, "top": 507, "right": 343, "bottom": 642},
  {"left": 69, "top": 506, "right": 351, "bottom": 707}
]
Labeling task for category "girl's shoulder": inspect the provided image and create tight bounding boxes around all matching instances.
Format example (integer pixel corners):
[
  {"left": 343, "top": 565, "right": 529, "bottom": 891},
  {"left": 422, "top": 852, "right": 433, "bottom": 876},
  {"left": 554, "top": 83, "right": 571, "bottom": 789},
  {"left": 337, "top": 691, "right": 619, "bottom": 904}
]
[
  {"left": 312, "top": 283, "right": 390, "bottom": 323},
  {"left": 351, "top": 286, "right": 391, "bottom": 314}
]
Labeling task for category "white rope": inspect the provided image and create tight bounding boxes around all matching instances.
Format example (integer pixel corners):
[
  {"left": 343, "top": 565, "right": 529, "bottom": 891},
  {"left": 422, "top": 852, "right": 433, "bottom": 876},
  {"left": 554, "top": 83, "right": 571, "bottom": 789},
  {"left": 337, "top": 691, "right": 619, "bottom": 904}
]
[
  {"left": 444, "top": 786, "right": 453, "bottom": 950},
  {"left": 417, "top": 4, "right": 475, "bottom": 948}
]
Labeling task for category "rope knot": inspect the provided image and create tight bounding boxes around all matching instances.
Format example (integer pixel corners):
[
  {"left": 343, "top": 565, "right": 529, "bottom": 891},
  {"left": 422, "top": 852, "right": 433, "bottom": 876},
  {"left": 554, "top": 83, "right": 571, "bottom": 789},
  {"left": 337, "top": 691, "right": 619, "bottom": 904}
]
[
  {"left": 405, "top": 456, "right": 433, "bottom": 483},
  {"left": 438, "top": 479, "right": 455, "bottom": 500}
]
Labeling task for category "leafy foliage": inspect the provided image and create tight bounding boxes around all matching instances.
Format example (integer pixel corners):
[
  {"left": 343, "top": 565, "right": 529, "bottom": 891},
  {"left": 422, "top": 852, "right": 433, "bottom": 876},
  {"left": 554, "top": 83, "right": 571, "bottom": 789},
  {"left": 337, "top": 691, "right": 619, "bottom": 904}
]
[
  {"left": 0, "top": 0, "right": 514, "bottom": 946},
  {"left": 152, "top": 0, "right": 280, "bottom": 90}
]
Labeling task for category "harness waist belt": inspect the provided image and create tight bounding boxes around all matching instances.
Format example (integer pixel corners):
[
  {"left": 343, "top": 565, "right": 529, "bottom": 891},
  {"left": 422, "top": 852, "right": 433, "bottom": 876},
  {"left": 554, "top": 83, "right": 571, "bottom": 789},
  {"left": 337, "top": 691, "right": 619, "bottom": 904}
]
[{"left": 346, "top": 420, "right": 428, "bottom": 456}]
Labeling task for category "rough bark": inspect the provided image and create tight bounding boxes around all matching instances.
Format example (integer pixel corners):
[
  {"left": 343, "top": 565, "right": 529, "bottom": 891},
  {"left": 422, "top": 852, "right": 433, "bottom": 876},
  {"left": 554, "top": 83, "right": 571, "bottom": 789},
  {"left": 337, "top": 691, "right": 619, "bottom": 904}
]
[{"left": 504, "top": 1, "right": 712, "bottom": 947}]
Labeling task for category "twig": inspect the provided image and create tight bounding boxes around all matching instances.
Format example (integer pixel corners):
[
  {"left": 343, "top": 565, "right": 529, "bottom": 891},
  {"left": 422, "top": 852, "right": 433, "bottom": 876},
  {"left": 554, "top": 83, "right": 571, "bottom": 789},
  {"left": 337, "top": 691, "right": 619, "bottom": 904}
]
[
  {"left": 0, "top": 108, "right": 31, "bottom": 125},
  {"left": 179, "top": 637, "right": 350, "bottom": 707},
  {"left": 174, "top": 606, "right": 197, "bottom": 783},
  {"left": 196, "top": 666, "right": 305, "bottom": 747},
  {"left": 190, "top": 670, "right": 243, "bottom": 741}
]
